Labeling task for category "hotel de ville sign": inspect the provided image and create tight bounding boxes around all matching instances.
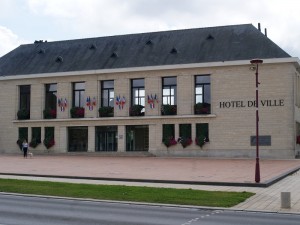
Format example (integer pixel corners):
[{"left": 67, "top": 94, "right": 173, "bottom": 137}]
[{"left": 219, "top": 99, "right": 284, "bottom": 109}]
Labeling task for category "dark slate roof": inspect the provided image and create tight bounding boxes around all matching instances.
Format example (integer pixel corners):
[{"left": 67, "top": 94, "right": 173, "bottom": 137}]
[{"left": 0, "top": 24, "right": 290, "bottom": 76}]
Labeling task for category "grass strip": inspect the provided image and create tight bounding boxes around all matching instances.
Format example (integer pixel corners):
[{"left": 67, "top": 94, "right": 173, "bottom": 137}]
[{"left": 0, "top": 178, "right": 254, "bottom": 207}]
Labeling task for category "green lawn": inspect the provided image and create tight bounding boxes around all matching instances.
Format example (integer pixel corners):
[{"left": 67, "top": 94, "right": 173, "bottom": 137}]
[{"left": 0, "top": 178, "right": 254, "bottom": 207}]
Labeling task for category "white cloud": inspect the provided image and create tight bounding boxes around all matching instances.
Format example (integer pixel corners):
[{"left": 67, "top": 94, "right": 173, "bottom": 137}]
[
  {"left": 0, "top": 26, "right": 28, "bottom": 57},
  {"left": 2, "top": 0, "right": 300, "bottom": 57}
]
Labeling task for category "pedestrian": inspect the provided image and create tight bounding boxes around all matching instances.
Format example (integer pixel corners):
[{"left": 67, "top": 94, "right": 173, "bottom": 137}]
[{"left": 22, "top": 139, "right": 28, "bottom": 158}]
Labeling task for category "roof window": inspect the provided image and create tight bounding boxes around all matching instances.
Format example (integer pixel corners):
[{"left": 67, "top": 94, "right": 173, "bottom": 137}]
[
  {"left": 146, "top": 39, "right": 153, "bottom": 45},
  {"left": 89, "top": 44, "right": 97, "bottom": 50},
  {"left": 55, "top": 56, "right": 63, "bottom": 63},
  {"left": 206, "top": 34, "right": 214, "bottom": 40},
  {"left": 170, "top": 47, "right": 178, "bottom": 54},
  {"left": 110, "top": 52, "right": 118, "bottom": 58},
  {"left": 37, "top": 49, "right": 45, "bottom": 54}
]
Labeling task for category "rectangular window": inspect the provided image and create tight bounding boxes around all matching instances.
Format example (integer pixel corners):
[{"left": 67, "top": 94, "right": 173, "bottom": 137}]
[
  {"left": 68, "top": 127, "right": 88, "bottom": 152},
  {"left": 195, "top": 75, "right": 211, "bottom": 114},
  {"left": 17, "top": 127, "right": 28, "bottom": 150},
  {"left": 72, "top": 82, "right": 85, "bottom": 107},
  {"left": 162, "top": 77, "right": 176, "bottom": 105},
  {"left": 130, "top": 79, "right": 145, "bottom": 116},
  {"left": 179, "top": 124, "right": 192, "bottom": 138},
  {"left": 162, "top": 124, "right": 176, "bottom": 147},
  {"left": 44, "top": 127, "right": 55, "bottom": 149},
  {"left": 196, "top": 123, "right": 209, "bottom": 147},
  {"left": 44, "top": 84, "right": 57, "bottom": 119},
  {"left": 162, "top": 77, "right": 177, "bottom": 115},
  {"left": 30, "top": 127, "right": 41, "bottom": 148},
  {"left": 101, "top": 80, "right": 114, "bottom": 107},
  {"left": 18, "top": 85, "right": 30, "bottom": 119},
  {"left": 131, "top": 79, "right": 145, "bottom": 106},
  {"left": 179, "top": 124, "right": 192, "bottom": 148}
]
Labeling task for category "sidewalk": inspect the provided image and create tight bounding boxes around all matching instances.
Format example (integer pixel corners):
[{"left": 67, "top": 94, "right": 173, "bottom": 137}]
[{"left": 0, "top": 155, "right": 299, "bottom": 213}]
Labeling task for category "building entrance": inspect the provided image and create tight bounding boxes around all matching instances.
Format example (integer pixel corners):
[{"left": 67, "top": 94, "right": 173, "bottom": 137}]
[
  {"left": 95, "top": 126, "right": 117, "bottom": 151},
  {"left": 68, "top": 127, "right": 88, "bottom": 152},
  {"left": 126, "top": 125, "right": 149, "bottom": 151}
]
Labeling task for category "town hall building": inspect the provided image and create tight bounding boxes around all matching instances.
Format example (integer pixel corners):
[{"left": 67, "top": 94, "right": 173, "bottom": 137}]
[{"left": 0, "top": 23, "right": 299, "bottom": 158}]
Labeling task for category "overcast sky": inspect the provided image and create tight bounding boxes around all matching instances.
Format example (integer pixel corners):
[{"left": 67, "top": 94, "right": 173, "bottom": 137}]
[{"left": 1, "top": 0, "right": 300, "bottom": 58}]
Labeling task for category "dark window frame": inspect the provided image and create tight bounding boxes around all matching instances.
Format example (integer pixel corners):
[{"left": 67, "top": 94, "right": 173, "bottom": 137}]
[
  {"left": 162, "top": 77, "right": 177, "bottom": 105},
  {"left": 72, "top": 82, "right": 85, "bottom": 107},
  {"left": 19, "top": 85, "right": 31, "bottom": 111},
  {"left": 195, "top": 75, "right": 211, "bottom": 104},
  {"left": 131, "top": 79, "right": 145, "bottom": 106},
  {"left": 101, "top": 80, "right": 114, "bottom": 107},
  {"left": 45, "top": 83, "right": 57, "bottom": 110}
]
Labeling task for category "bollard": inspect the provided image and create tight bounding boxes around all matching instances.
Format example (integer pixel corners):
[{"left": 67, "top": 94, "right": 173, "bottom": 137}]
[{"left": 281, "top": 192, "right": 291, "bottom": 209}]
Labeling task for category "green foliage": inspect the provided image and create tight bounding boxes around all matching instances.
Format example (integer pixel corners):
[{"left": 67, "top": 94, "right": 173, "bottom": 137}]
[
  {"left": 195, "top": 123, "right": 209, "bottom": 148},
  {"left": 0, "top": 178, "right": 254, "bottom": 207},
  {"left": 129, "top": 105, "right": 144, "bottom": 116},
  {"left": 195, "top": 135, "right": 206, "bottom": 148},
  {"left": 43, "top": 108, "right": 57, "bottom": 119},
  {"left": 98, "top": 106, "right": 114, "bottom": 117},
  {"left": 17, "top": 108, "right": 30, "bottom": 120},
  {"left": 30, "top": 127, "right": 41, "bottom": 148},
  {"left": 162, "top": 124, "right": 177, "bottom": 147},
  {"left": 70, "top": 107, "right": 85, "bottom": 118},
  {"left": 161, "top": 105, "right": 177, "bottom": 115},
  {"left": 194, "top": 103, "right": 211, "bottom": 114},
  {"left": 179, "top": 124, "right": 192, "bottom": 148},
  {"left": 43, "top": 127, "right": 55, "bottom": 149}
]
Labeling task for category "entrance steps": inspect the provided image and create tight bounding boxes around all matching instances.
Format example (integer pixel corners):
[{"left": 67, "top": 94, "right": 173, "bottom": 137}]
[{"left": 30, "top": 150, "right": 155, "bottom": 157}]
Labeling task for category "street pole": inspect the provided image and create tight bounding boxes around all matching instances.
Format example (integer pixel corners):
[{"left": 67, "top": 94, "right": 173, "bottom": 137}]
[{"left": 250, "top": 59, "right": 263, "bottom": 183}]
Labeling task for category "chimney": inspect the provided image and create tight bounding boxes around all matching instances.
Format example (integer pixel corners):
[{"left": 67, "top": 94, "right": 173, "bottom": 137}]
[
  {"left": 265, "top": 28, "right": 267, "bottom": 37},
  {"left": 258, "top": 23, "right": 261, "bottom": 31}
]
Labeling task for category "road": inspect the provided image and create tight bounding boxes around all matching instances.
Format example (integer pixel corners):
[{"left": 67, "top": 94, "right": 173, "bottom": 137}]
[{"left": 0, "top": 193, "right": 300, "bottom": 225}]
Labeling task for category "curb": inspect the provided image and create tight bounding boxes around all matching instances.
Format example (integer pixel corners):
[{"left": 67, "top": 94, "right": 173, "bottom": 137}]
[{"left": 1, "top": 166, "right": 299, "bottom": 188}]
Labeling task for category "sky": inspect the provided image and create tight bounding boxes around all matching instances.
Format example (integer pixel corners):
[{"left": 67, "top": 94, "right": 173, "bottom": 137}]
[{"left": 1, "top": 0, "right": 300, "bottom": 58}]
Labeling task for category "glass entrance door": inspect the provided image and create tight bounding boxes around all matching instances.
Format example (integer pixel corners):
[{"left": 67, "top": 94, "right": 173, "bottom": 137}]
[
  {"left": 126, "top": 125, "right": 149, "bottom": 151},
  {"left": 96, "top": 126, "right": 117, "bottom": 151}
]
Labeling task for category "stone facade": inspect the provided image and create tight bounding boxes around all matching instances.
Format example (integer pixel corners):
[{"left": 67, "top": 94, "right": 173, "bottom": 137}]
[{"left": 0, "top": 59, "right": 299, "bottom": 158}]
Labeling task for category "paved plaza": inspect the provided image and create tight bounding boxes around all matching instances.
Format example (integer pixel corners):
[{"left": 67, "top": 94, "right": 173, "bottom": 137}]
[{"left": 0, "top": 155, "right": 300, "bottom": 213}]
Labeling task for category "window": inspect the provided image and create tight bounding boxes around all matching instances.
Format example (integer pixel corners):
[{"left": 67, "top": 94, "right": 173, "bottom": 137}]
[
  {"left": 126, "top": 125, "right": 149, "bottom": 151},
  {"left": 72, "top": 82, "right": 85, "bottom": 107},
  {"left": 162, "top": 77, "right": 176, "bottom": 105},
  {"left": 195, "top": 75, "right": 210, "bottom": 104},
  {"left": 101, "top": 80, "right": 114, "bottom": 107},
  {"left": 17, "top": 127, "right": 28, "bottom": 150},
  {"left": 45, "top": 84, "right": 57, "bottom": 110},
  {"left": 68, "top": 127, "right": 88, "bottom": 152},
  {"left": 18, "top": 85, "right": 30, "bottom": 119},
  {"left": 195, "top": 75, "right": 211, "bottom": 114},
  {"left": 44, "top": 84, "right": 57, "bottom": 119},
  {"left": 130, "top": 79, "right": 145, "bottom": 116},
  {"left": 44, "top": 127, "right": 55, "bottom": 149},
  {"left": 162, "top": 124, "right": 176, "bottom": 147},
  {"left": 162, "top": 77, "right": 177, "bottom": 115},
  {"left": 196, "top": 123, "right": 209, "bottom": 147},
  {"left": 179, "top": 124, "right": 192, "bottom": 148},
  {"left": 131, "top": 79, "right": 145, "bottom": 106},
  {"left": 30, "top": 127, "right": 41, "bottom": 148}
]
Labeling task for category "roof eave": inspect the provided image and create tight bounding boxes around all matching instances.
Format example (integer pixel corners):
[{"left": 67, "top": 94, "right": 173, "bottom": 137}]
[{"left": 0, "top": 57, "right": 298, "bottom": 81}]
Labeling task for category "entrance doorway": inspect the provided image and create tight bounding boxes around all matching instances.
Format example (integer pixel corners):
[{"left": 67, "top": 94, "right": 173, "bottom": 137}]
[
  {"left": 95, "top": 126, "right": 117, "bottom": 151},
  {"left": 68, "top": 127, "right": 88, "bottom": 152},
  {"left": 126, "top": 125, "right": 149, "bottom": 151}
]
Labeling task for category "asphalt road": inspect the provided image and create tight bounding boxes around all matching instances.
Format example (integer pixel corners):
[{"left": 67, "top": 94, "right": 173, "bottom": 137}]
[{"left": 0, "top": 193, "right": 300, "bottom": 225}]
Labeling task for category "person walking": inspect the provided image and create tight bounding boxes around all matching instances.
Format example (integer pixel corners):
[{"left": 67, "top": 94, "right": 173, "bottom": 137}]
[{"left": 22, "top": 139, "right": 28, "bottom": 158}]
